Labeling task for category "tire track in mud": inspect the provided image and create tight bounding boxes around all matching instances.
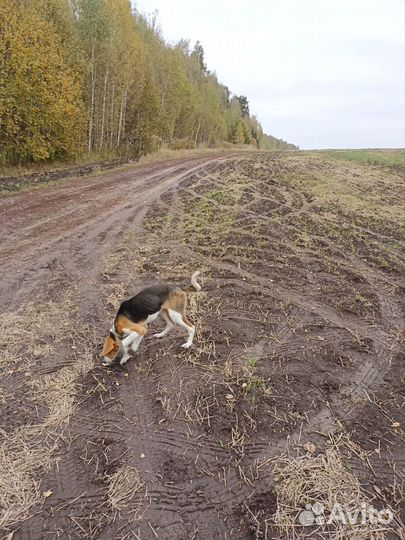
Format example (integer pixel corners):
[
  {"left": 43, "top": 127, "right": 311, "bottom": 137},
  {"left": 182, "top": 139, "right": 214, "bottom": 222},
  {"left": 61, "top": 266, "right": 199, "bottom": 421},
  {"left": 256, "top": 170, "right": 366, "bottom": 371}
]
[
  {"left": 0, "top": 154, "right": 236, "bottom": 307},
  {"left": 1, "top": 154, "right": 249, "bottom": 540},
  {"left": 184, "top": 253, "right": 401, "bottom": 449},
  {"left": 140, "top": 154, "right": 404, "bottom": 537},
  {"left": 175, "top": 251, "right": 400, "bottom": 355},
  {"left": 110, "top": 345, "right": 255, "bottom": 540},
  {"left": 2, "top": 152, "right": 404, "bottom": 539}
]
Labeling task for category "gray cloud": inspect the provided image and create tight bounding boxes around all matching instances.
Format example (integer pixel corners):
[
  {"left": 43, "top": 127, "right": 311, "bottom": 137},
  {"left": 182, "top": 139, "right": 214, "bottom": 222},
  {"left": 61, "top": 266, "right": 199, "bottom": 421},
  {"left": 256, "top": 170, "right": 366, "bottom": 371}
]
[{"left": 135, "top": 0, "right": 404, "bottom": 149}]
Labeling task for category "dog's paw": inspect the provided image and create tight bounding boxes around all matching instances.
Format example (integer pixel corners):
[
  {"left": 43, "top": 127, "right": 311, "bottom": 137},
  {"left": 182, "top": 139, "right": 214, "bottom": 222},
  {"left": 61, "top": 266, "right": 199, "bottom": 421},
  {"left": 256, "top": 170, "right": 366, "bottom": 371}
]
[
  {"left": 120, "top": 356, "right": 130, "bottom": 365},
  {"left": 181, "top": 342, "right": 192, "bottom": 349},
  {"left": 153, "top": 332, "right": 165, "bottom": 338}
]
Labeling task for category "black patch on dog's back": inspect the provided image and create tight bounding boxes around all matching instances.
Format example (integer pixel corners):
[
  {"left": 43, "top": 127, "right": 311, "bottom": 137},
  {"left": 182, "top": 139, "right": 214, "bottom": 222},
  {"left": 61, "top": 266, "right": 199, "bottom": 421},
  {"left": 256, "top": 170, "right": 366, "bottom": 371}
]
[{"left": 117, "top": 284, "right": 177, "bottom": 323}]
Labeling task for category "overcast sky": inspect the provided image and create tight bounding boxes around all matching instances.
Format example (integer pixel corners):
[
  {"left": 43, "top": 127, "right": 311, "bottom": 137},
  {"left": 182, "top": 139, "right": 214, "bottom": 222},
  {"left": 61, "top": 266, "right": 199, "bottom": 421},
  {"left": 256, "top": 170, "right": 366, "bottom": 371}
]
[{"left": 134, "top": 0, "right": 404, "bottom": 149}]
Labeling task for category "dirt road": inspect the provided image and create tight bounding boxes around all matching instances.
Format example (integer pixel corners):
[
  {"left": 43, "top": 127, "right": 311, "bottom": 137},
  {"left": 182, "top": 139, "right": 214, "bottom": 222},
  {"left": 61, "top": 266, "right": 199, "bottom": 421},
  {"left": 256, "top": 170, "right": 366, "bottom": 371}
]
[
  {"left": 0, "top": 152, "right": 403, "bottom": 539},
  {"left": 0, "top": 154, "right": 234, "bottom": 306}
]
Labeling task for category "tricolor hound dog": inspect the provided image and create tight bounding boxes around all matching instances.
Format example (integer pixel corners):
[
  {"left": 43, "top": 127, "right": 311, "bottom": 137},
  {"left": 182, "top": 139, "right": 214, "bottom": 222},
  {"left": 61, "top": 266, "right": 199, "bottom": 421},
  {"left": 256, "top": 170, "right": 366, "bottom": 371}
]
[{"left": 101, "top": 271, "right": 201, "bottom": 366}]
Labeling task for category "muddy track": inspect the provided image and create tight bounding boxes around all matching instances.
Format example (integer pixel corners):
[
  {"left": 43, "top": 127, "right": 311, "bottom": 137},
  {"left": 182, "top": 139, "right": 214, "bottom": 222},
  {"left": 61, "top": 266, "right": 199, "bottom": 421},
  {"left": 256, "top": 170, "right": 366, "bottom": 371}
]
[
  {"left": 0, "top": 152, "right": 404, "bottom": 540},
  {"left": 0, "top": 154, "right": 236, "bottom": 306}
]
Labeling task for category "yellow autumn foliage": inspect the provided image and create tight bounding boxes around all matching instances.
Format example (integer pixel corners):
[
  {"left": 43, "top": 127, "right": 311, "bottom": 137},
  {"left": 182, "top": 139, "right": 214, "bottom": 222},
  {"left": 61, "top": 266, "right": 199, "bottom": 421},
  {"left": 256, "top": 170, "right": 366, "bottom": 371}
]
[{"left": 0, "top": 0, "right": 85, "bottom": 163}]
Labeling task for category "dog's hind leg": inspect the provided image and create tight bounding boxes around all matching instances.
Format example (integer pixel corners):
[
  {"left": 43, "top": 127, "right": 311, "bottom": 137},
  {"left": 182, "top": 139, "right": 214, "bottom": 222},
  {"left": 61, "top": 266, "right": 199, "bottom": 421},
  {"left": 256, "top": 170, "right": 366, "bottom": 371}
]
[
  {"left": 168, "top": 309, "right": 195, "bottom": 349},
  {"left": 153, "top": 309, "right": 174, "bottom": 338}
]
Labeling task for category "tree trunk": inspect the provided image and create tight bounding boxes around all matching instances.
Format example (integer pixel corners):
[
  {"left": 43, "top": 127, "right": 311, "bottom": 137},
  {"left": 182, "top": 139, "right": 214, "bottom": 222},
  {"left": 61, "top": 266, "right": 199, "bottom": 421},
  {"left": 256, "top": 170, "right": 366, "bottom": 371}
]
[
  {"left": 99, "top": 70, "right": 108, "bottom": 150},
  {"left": 109, "top": 80, "right": 115, "bottom": 147},
  {"left": 117, "top": 88, "right": 127, "bottom": 147},
  {"left": 194, "top": 117, "right": 201, "bottom": 144},
  {"left": 88, "top": 42, "right": 96, "bottom": 152},
  {"left": 161, "top": 69, "right": 171, "bottom": 106}
]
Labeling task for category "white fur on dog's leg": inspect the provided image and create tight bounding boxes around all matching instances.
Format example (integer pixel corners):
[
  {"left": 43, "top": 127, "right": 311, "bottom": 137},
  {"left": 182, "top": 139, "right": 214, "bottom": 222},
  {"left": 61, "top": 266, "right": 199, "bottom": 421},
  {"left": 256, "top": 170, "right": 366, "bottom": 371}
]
[
  {"left": 153, "top": 323, "right": 174, "bottom": 338},
  {"left": 153, "top": 329, "right": 169, "bottom": 338},
  {"left": 180, "top": 325, "right": 195, "bottom": 349},
  {"left": 122, "top": 333, "right": 138, "bottom": 348},
  {"left": 119, "top": 332, "right": 142, "bottom": 364},
  {"left": 168, "top": 309, "right": 196, "bottom": 349},
  {"left": 120, "top": 353, "right": 131, "bottom": 365},
  {"left": 182, "top": 324, "right": 195, "bottom": 349},
  {"left": 130, "top": 335, "right": 143, "bottom": 353}
]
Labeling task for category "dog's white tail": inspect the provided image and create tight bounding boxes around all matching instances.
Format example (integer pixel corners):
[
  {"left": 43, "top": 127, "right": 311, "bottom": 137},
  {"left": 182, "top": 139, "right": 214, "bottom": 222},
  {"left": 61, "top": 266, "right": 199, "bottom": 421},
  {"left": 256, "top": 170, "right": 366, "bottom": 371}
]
[{"left": 191, "top": 271, "right": 202, "bottom": 291}]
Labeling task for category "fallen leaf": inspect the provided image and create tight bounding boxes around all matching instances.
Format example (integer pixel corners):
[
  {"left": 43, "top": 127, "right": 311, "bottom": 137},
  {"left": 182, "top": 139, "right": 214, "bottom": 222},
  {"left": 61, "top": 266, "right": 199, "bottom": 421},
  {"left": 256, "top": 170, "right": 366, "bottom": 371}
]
[
  {"left": 226, "top": 394, "right": 234, "bottom": 400},
  {"left": 44, "top": 489, "right": 53, "bottom": 498},
  {"left": 373, "top": 485, "right": 382, "bottom": 496},
  {"left": 303, "top": 442, "right": 316, "bottom": 454},
  {"left": 391, "top": 422, "right": 400, "bottom": 428}
]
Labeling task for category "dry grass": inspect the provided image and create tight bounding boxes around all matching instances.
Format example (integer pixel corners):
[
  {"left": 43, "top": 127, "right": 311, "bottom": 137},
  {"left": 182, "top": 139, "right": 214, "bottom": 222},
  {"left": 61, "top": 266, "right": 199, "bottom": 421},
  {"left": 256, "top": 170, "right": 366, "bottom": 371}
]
[
  {"left": 136, "top": 144, "right": 252, "bottom": 167},
  {"left": 0, "top": 429, "right": 53, "bottom": 530},
  {"left": 107, "top": 464, "right": 145, "bottom": 515},
  {"left": 29, "top": 349, "right": 94, "bottom": 429},
  {"left": 153, "top": 288, "right": 219, "bottom": 427},
  {"left": 0, "top": 294, "right": 75, "bottom": 369},
  {"left": 270, "top": 439, "right": 401, "bottom": 540},
  {"left": 282, "top": 154, "right": 404, "bottom": 233},
  {"left": 125, "top": 151, "right": 403, "bottom": 538},
  {"left": 0, "top": 292, "right": 95, "bottom": 531}
]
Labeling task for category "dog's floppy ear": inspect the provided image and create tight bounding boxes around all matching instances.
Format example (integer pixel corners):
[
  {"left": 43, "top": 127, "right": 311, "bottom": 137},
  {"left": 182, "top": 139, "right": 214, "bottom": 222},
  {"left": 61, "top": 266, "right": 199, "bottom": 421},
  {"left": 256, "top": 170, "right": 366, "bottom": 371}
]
[{"left": 101, "top": 335, "right": 116, "bottom": 356}]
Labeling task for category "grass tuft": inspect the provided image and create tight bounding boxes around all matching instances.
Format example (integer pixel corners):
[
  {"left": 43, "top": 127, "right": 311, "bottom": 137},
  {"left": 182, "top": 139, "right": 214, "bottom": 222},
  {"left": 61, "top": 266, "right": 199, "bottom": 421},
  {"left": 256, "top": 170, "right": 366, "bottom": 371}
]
[{"left": 107, "top": 464, "right": 145, "bottom": 514}]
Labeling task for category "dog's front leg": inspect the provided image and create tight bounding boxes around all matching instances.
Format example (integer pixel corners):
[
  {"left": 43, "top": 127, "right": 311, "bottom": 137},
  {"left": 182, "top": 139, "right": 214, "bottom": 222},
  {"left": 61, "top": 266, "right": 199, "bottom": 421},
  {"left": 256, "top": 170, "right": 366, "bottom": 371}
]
[
  {"left": 130, "top": 334, "right": 144, "bottom": 353},
  {"left": 120, "top": 332, "right": 138, "bottom": 365}
]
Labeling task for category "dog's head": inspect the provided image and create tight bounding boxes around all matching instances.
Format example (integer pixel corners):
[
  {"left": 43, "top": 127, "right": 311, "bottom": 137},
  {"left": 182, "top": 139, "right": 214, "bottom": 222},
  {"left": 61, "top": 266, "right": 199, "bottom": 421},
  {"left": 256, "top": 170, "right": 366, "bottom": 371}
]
[{"left": 101, "top": 332, "right": 120, "bottom": 363}]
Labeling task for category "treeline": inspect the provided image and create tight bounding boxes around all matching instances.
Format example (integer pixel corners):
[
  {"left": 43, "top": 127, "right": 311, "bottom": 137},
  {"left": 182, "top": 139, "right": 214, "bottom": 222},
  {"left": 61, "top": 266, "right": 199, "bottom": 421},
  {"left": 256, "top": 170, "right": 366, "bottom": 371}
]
[
  {"left": 0, "top": 0, "right": 297, "bottom": 165},
  {"left": 261, "top": 134, "right": 297, "bottom": 151}
]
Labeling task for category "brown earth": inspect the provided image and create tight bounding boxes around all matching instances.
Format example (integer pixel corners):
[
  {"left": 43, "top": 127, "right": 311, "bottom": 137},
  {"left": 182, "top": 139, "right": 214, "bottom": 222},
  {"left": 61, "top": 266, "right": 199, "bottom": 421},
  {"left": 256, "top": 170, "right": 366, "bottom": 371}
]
[
  {"left": 0, "top": 151, "right": 403, "bottom": 540},
  {"left": 0, "top": 157, "right": 134, "bottom": 193}
]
